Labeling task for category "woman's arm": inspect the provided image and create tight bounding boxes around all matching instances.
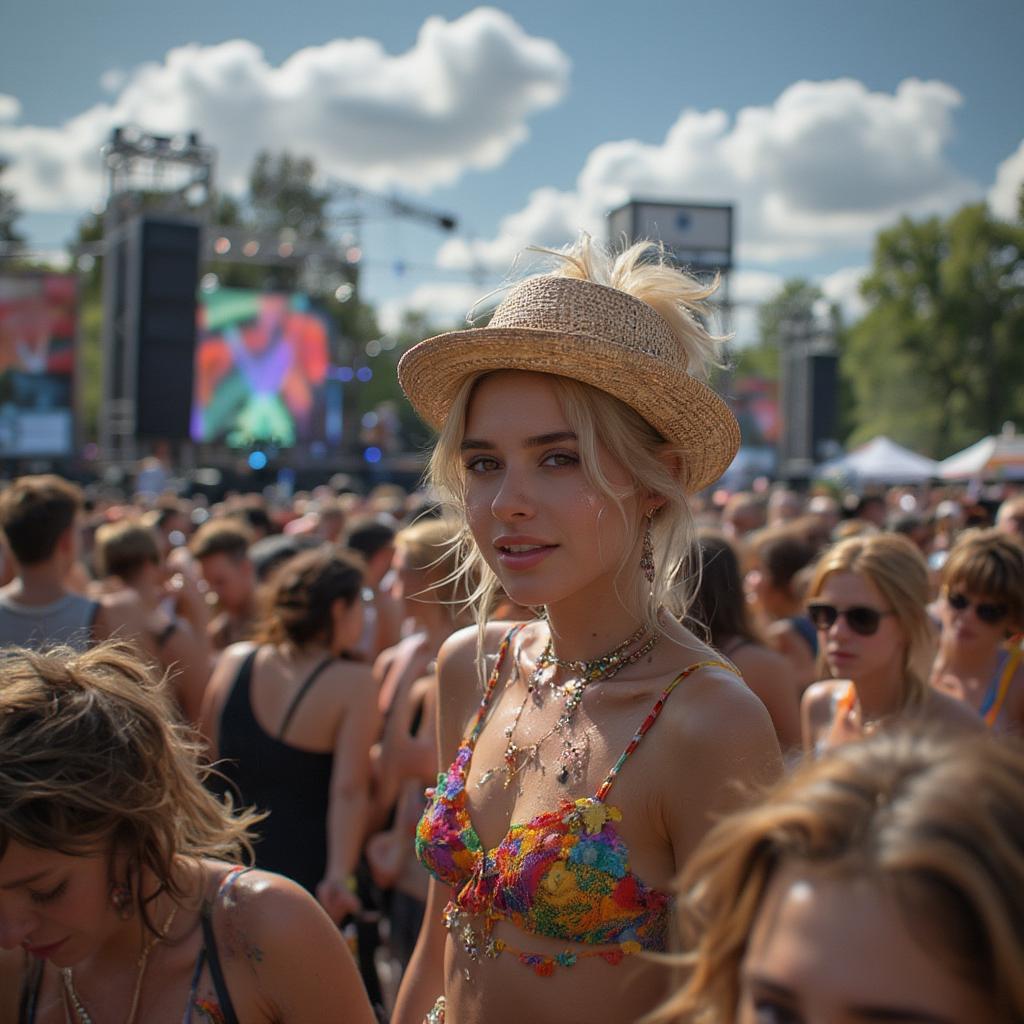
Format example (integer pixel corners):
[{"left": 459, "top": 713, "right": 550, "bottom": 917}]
[
  {"left": 317, "top": 664, "right": 381, "bottom": 924},
  {"left": 390, "top": 877, "right": 450, "bottom": 1024}
]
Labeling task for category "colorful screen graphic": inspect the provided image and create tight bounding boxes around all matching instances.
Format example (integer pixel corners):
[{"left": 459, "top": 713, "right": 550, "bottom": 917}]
[
  {"left": 191, "top": 289, "right": 331, "bottom": 447},
  {"left": 0, "top": 273, "right": 76, "bottom": 456},
  {"left": 729, "top": 375, "right": 781, "bottom": 447}
]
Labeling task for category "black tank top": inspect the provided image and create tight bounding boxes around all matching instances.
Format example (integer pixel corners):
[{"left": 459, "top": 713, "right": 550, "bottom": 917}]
[{"left": 215, "top": 648, "right": 336, "bottom": 894}]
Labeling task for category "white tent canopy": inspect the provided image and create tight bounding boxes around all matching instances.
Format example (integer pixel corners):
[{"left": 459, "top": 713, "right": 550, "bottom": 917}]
[
  {"left": 818, "top": 436, "right": 940, "bottom": 484},
  {"left": 939, "top": 430, "right": 1024, "bottom": 480}
]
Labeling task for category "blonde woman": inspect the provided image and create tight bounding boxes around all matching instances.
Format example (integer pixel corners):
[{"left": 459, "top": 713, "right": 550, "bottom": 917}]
[
  {"left": 650, "top": 728, "right": 1024, "bottom": 1023},
  {"left": 392, "top": 237, "right": 783, "bottom": 1024},
  {"left": 0, "top": 642, "right": 375, "bottom": 1024},
  {"left": 800, "top": 533, "right": 978, "bottom": 753}
]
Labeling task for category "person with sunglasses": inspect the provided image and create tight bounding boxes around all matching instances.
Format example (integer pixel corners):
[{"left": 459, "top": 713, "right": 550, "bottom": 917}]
[
  {"left": 931, "top": 528, "right": 1024, "bottom": 734},
  {"left": 800, "top": 533, "right": 979, "bottom": 754}
]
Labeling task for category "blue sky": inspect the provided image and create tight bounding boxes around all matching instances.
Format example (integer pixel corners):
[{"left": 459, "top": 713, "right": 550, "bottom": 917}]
[{"left": 3, "top": 0, "right": 1022, "bottom": 339}]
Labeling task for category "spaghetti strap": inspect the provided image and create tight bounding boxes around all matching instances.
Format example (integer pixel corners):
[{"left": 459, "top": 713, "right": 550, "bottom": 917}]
[
  {"left": 596, "top": 659, "right": 736, "bottom": 802},
  {"left": 464, "top": 624, "right": 526, "bottom": 748},
  {"left": 983, "top": 646, "right": 1021, "bottom": 728},
  {"left": 278, "top": 656, "right": 336, "bottom": 740},
  {"left": 185, "top": 866, "right": 249, "bottom": 1024},
  {"left": 17, "top": 956, "right": 43, "bottom": 1024}
]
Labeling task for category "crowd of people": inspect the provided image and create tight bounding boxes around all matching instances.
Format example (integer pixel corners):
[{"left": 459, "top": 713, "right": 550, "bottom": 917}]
[{"left": 0, "top": 235, "right": 1023, "bottom": 1023}]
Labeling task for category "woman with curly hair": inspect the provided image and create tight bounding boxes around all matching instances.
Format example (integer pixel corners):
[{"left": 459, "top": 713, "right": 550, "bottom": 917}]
[{"left": 0, "top": 641, "right": 375, "bottom": 1023}]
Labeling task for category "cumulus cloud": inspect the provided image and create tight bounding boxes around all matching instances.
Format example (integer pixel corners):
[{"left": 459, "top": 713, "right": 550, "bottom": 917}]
[
  {"left": 820, "top": 265, "right": 869, "bottom": 325},
  {"left": 989, "top": 139, "right": 1024, "bottom": 221},
  {"left": 377, "top": 281, "right": 489, "bottom": 334},
  {"left": 438, "top": 77, "right": 980, "bottom": 272},
  {"left": 0, "top": 8, "right": 569, "bottom": 212},
  {"left": 0, "top": 95, "right": 20, "bottom": 123}
]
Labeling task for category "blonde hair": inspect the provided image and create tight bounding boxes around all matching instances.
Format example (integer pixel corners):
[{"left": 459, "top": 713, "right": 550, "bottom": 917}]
[
  {"left": 805, "top": 533, "right": 933, "bottom": 707},
  {"left": 648, "top": 729, "right": 1024, "bottom": 1023},
  {"left": 427, "top": 236, "right": 726, "bottom": 660},
  {"left": 395, "top": 515, "right": 468, "bottom": 611},
  {"left": 0, "top": 641, "right": 262, "bottom": 933}
]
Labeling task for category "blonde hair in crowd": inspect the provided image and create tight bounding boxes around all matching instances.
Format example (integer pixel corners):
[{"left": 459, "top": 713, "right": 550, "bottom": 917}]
[
  {"left": 0, "top": 642, "right": 262, "bottom": 933},
  {"left": 394, "top": 515, "right": 468, "bottom": 611},
  {"left": 805, "top": 533, "right": 934, "bottom": 708},
  {"left": 427, "top": 235, "right": 728, "bottom": 666},
  {"left": 648, "top": 729, "right": 1024, "bottom": 1023}
]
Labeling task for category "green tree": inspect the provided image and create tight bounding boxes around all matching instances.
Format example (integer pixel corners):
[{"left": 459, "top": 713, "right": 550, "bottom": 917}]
[
  {"left": 0, "top": 159, "right": 23, "bottom": 247},
  {"left": 248, "top": 151, "right": 330, "bottom": 241},
  {"left": 846, "top": 204, "right": 1024, "bottom": 456},
  {"left": 731, "top": 279, "right": 825, "bottom": 380}
]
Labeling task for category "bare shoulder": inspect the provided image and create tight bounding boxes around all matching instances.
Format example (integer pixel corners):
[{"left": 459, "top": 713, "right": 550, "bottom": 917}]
[
  {"left": 801, "top": 678, "right": 845, "bottom": 713},
  {"left": 209, "top": 866, "right": 372, "bottom": 1023},
  {"left": 922, "top": 687, "right": 986, "bottom": 734},
  {"left": 435, "top": 620, "right": 527, "bottom": 753},
  {"left": 731, "top": 641, "right": 793, "bottom": 680},
  {"left": 659, "top": 659, "right": 783, "bottom": 776}
]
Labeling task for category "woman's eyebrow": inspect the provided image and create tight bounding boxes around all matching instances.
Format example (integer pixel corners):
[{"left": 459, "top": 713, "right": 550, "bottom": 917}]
[
  {"left": 849, "top": 1008, "right": 956, "bottom": 1024},
  {"left": 460, "top": 431, "right": 578, "bottom": 452}
]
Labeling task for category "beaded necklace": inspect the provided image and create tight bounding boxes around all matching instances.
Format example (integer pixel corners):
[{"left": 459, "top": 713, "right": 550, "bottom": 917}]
[
  {"left": 61, "top": 904, "right": 177, "bottom": 1024},
  {"left": 477, "top": 626, "right": 661, "bottom": 788}
]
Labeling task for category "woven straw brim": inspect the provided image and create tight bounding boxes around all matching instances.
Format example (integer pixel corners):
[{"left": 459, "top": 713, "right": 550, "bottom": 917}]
[{"left": 398, "top": 327, "right": 740, "bottom": 494}]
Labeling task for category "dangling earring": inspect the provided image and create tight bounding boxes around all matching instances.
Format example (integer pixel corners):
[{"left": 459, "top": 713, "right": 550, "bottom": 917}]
[
  {"left": 109, "top": 881, "right": 133, "bottom": 920},
  {"left": 640, "top": 508, "right": 656, "bottom": 586}
]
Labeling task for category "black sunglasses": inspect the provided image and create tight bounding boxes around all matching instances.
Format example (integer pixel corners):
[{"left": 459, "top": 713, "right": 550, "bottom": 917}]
[
  {"left": 807, "top": 603, "right": 894, "bottom": 637},
  {"left": 946, "top": 591, "right": 1008, "bottom": 625}
]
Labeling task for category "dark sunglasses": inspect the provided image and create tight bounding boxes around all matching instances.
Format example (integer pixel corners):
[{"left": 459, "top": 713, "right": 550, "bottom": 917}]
[
  {"left": 946, "top": 591, "right": 1008, "bottom": 625},
  {"left": 807, "top": 603, "right": 894, "bottom": 637}
]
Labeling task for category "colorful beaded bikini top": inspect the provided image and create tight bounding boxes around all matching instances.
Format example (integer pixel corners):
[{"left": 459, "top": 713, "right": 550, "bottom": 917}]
[{"left": 415, "top": 624, "right": 734, "bottom": 974}]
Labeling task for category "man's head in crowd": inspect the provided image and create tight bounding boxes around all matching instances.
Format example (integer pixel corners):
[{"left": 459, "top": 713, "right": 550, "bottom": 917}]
[
  {"left": 190, "top": 519, "right": 255, "bottom": 614},
  {"left": 344, "top": 516, "right": 397, "bottom": 589},
  {"left": 0, "top": 474, "right": 82, "bottom": 573},
  {"left": 94, "top": 520, "right": 163, "bottom": 589}
]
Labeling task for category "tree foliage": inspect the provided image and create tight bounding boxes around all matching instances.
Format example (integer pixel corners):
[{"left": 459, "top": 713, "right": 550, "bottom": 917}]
[
  {"left": 0, "top": 159, "right": 23, "bottom": 245},
  {"left": 845, "top": 203, "right": 1024, "bottom": 456}
]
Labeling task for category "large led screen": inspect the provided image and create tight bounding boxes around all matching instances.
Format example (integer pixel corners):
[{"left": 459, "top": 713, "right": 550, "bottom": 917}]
[
  {"left": 191, "top": 289, "right": 331, "bottom": 447},
  {"left": 0, "top": 273, "right": 76, "bottom": 456}
]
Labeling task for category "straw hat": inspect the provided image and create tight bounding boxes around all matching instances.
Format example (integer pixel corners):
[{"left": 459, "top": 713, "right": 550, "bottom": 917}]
[{"left": 398, "top": 274, "right": 740, "bottom": 494}]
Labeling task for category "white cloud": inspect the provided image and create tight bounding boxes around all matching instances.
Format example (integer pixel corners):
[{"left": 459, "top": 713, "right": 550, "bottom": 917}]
[
  {"left": 0, "top": 8, "right": 570, "bottom": 213},
  {"left": 820, "top": 265, "right": 869, "bottom": 324},
  {"left": 989, "top": 139, "right": 1024, "bottom": 221},
  {"left": 0, "top": 94, "right": 20, "bottom": 123},
  {"left": 377, "top": 281, "right": 489, "bottom": 334},
  {"left": 99, "top": 69, "right": 127, "bottom": 94},
  {"left": 439, "top": 78, "right": 980, "bottom": 272}
]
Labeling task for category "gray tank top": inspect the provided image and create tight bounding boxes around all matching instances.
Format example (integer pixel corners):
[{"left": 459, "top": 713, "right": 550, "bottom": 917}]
[{"left": 0, "top": 591, "right": 99, "bottom": 651}]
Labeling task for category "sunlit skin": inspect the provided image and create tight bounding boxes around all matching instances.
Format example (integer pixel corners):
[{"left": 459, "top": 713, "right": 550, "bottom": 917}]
[
  {"left": 737, "top": 862, "right": 995, "bottom": 1024},
  {"left": 392, "top": 371, "right": 782, "bottom": 1024}
]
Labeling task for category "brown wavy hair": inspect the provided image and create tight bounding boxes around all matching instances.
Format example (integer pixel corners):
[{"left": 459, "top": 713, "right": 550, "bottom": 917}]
[
  {"left": 255, "top": 546, "right": 364, "bottom": 647},
  {"left": 648, "top": 728, "right": 1024, "bottom": 1023},
  {"left": 0, "top": 641, "right": 262, "bottom": 934}
]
